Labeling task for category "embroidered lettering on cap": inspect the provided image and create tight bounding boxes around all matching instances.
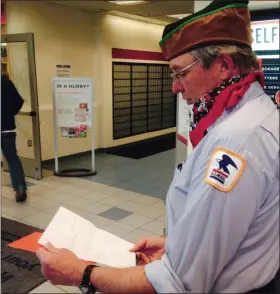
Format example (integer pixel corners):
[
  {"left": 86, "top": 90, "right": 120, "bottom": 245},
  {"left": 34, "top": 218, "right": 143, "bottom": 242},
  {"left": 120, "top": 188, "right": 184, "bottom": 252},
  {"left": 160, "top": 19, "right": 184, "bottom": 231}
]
[{"left": 205, "top": 148, "right": 246, "bottom": 192}]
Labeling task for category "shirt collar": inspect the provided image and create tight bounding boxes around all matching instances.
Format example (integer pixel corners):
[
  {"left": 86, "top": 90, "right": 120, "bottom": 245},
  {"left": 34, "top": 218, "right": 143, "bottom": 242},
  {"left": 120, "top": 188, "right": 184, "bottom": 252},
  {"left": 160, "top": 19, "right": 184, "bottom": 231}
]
[{"left": 207, "top": 81, "right": 265, "bottom": 132}]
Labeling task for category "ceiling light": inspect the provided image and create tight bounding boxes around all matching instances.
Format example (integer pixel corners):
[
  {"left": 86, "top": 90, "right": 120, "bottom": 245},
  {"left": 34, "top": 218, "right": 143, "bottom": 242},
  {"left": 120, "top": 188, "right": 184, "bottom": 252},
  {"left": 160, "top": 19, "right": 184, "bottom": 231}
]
[
  {"left": 109, "top": 1, "right": 149, "bottom": 5},
  {"left": 168, "top": 14, "right": 191, "bottom": 19}
]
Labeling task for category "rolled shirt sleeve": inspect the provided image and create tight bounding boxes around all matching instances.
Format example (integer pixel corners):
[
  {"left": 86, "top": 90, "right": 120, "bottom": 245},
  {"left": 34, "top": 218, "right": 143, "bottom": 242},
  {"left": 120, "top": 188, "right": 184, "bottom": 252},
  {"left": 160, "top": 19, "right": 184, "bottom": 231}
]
[{"left": 144, "top": 135, "right": 272, "bottom": 293}]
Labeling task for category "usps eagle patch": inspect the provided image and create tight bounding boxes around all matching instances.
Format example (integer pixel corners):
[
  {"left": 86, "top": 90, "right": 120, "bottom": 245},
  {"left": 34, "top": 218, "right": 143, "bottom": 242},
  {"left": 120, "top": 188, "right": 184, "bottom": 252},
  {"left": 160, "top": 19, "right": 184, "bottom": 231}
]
[{"left": 205, "top": 148, "right": 246, "bottom": 192}]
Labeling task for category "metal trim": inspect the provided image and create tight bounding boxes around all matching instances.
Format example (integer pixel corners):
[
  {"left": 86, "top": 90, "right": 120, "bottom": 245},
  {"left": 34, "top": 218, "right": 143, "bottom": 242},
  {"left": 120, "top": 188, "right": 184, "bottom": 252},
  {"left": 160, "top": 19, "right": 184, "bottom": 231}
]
[{"left": 2, "top": 33, "right": 42, "bottom": 180}]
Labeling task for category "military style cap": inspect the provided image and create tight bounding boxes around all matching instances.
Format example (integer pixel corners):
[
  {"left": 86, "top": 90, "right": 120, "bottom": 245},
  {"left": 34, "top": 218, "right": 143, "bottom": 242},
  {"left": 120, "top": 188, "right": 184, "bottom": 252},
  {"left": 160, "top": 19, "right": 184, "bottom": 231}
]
[{"left": 160, "top": 0, "right": 252, "bottom": 61}]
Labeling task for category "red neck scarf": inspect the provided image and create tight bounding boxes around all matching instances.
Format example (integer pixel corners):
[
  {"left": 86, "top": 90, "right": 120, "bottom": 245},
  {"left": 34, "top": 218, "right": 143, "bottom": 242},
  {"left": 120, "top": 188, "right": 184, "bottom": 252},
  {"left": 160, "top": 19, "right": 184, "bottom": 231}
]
[{"left": 189, "top": 71, "right": 265, "bottom": 149}]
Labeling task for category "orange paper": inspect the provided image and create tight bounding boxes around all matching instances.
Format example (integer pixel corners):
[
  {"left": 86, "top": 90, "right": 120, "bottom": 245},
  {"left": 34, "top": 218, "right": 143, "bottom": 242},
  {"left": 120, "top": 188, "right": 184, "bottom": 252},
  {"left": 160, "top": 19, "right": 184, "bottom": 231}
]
[
  {"left": 8, "top": 232, "right": 43, "bottom": 252},
  {"left": 8, "top": 232, "right": 95, "bottom": 265}
]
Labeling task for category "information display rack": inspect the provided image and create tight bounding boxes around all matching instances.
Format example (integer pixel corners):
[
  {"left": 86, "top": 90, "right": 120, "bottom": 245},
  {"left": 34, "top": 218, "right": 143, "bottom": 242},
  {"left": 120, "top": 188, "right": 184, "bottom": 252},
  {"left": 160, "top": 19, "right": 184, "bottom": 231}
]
[
  {"left": 52, "top": 78, "right": 96, "bottom": 177},
  {"left": 261, "top": 59, "right": 280, "bottom": 108}
]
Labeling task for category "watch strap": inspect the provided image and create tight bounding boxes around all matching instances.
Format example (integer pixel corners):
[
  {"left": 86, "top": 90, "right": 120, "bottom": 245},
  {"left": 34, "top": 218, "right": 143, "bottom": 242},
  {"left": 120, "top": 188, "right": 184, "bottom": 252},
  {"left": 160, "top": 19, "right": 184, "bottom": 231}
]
[{"left": 80, "top": 264, "right": 98, "bottom": 293}]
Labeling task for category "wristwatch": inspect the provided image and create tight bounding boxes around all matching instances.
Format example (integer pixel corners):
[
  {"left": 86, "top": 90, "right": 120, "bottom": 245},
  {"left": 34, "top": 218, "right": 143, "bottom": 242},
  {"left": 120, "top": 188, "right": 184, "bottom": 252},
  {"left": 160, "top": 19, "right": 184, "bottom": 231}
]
[{"left": 79, "top": 264, "right": 98, "bottom": 294}]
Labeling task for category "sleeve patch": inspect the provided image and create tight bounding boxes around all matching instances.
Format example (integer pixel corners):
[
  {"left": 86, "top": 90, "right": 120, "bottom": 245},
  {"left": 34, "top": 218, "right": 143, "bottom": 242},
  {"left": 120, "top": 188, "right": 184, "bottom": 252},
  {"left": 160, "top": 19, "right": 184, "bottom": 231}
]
[{"left": 204, "top": 148, "right": 246, "bottom": 192}]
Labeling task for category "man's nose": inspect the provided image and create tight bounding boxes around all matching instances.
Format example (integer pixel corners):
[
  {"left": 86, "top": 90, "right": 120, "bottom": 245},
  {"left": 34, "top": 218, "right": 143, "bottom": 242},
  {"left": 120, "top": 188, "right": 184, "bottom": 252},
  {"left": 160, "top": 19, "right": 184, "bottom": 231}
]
[{"left": 172, "top": 80, "right": 184, "bottom": 94}]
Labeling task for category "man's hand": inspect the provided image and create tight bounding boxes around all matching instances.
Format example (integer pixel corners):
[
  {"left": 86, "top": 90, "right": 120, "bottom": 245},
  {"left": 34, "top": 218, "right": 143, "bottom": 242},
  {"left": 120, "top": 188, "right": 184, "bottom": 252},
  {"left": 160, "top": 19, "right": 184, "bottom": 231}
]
[
  {"left": 130, "top": 236, "right": 166, "bottom": 265},
  {"left": 36, "top": 243, "right": 86, "bottom": 287}
]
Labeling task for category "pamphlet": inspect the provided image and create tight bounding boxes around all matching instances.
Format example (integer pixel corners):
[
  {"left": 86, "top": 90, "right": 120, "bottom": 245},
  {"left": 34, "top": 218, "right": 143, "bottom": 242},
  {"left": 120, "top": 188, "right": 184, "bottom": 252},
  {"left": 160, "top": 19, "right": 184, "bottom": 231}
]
[{"left": 38, "top": 207, "right": 136, "bottom": 268}]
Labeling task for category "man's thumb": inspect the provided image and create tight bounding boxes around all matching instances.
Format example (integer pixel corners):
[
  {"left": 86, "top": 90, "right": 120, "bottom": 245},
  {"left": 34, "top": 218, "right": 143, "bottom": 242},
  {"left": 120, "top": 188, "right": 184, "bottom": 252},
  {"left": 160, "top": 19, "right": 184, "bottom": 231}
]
[
  {"left": 45, "top": 242, "right": 58, "bottom": 253},
  {"left": 36, "top": 247, "right": 50, "bottom": 262}
]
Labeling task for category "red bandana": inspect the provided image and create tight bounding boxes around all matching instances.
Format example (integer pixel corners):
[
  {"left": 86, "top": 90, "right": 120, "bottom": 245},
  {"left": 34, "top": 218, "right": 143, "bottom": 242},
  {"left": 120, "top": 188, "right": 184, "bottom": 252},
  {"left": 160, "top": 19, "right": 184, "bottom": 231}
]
[{"left": 189, "top": 71, "right": 265, "bottom": 148}]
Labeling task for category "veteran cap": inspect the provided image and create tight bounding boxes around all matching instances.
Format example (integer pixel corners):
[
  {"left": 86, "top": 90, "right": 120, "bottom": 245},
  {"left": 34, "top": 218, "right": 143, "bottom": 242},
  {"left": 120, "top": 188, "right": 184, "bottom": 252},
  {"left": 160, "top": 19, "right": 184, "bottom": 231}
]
[{"left": 160, "top": 0, "right": 253, "bottom": 61}]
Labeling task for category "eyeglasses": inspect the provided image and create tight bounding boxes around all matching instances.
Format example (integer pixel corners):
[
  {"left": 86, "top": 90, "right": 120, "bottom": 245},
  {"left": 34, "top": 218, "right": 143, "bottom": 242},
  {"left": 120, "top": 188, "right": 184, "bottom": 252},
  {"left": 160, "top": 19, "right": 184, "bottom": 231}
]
[{"left": 170, "top": 60, "right": 200, "bottom": 81}]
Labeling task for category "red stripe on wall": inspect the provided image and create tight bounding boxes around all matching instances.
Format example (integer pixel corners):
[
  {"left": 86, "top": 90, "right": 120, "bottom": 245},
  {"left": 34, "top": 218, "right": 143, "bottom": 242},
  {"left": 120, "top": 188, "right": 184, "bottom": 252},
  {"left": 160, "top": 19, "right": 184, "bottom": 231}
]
[
  {"left": 112, "top": 48, "right": 166, "bottom": 61},
  {"left": 1, "top": 2, "right": 6, "bottom": 24},
  {"left": 177, "top": 134, "right": 188, "bottom": 146}
]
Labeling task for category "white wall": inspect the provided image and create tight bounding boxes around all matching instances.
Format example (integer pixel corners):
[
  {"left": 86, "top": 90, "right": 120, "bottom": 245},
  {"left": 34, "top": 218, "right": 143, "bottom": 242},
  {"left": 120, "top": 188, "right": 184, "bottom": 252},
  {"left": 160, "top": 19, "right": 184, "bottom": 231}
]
[
  {"left": 6, "top": 1, "right": 97, "bottom": 160},
  {"left": 6, "top": 2, "right": 174, "bottom": 160},
  {"left": 93, "top": 13, "right": 175, "bottom": 148}
]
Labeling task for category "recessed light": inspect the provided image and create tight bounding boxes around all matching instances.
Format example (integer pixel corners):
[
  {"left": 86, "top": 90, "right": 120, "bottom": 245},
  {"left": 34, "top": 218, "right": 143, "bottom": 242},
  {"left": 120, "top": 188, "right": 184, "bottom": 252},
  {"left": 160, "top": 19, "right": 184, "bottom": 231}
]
[{"left": 109, "top": 1, "right": 149, "bottom": 5}]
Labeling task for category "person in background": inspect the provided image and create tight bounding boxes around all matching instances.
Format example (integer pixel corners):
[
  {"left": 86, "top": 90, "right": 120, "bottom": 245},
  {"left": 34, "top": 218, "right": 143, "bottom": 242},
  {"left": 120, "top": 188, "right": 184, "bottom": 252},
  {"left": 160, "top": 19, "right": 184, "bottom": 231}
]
[
  {"left": 35, "top": 0, "right": 279, "bottom": 293},
  {"left": 1, "top": 73, "right": 27, "bottom": 202}
]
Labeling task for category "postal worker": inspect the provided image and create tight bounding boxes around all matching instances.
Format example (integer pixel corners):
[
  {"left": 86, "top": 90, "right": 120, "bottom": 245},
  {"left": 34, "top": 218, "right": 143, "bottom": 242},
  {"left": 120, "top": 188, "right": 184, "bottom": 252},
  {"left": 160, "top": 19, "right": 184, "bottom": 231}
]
[{"left": 36, "top": 0, "right": 279, "bottom": 293}]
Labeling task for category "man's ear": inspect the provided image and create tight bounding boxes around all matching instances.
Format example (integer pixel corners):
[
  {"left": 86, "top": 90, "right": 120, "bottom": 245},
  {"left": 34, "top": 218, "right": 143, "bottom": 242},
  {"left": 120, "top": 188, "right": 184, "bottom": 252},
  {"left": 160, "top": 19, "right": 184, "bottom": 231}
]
[{"left": 218, "top": 55, "right": 235, "bottom": 81}]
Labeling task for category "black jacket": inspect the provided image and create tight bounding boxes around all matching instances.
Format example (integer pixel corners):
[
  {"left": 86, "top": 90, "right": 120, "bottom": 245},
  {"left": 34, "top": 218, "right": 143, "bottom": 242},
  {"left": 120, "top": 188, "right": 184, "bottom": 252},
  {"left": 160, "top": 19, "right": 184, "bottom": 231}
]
[{"left": 1, "top": 74, "right": 24, "bottom": 132}]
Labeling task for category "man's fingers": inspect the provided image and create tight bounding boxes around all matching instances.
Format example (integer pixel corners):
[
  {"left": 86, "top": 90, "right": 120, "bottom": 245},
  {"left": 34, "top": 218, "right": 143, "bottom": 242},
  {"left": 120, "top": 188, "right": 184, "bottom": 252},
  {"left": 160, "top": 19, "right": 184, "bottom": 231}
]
[
  {"left": 45, "top": 243, "right": 58, "bottom": 253},
  {"left": 130, "top": 240, "right": 147, "bottom": 252},
  {"left": 36, "top": 247, "right": 51, "bottom": 262},
  {"left": 136, "top": 252, "right": 151, "bottom": 265}
]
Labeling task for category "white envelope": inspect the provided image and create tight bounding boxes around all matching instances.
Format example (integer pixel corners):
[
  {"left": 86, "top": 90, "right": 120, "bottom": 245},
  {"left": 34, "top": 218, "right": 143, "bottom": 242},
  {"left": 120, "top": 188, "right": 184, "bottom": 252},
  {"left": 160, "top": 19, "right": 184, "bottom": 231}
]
[{"left": 38, "top": 207, "right": 136, "bottom": 268}]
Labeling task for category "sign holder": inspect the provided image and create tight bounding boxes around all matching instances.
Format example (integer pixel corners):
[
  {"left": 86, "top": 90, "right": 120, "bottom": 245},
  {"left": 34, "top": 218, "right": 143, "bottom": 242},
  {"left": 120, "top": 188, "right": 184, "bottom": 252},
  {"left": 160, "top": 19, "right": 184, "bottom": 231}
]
[{"left": 52, "top": 77, "right": 97, "bottom": 177}]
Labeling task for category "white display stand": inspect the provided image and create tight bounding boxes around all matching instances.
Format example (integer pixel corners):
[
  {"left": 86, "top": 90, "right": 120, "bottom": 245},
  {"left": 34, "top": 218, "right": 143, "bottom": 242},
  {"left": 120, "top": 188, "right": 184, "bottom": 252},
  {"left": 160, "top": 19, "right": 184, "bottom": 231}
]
[
  {"left": 52, "top": 77, "right": 96, "bottom": 177},
  {"left": 175, "top": 93, "right": 193, "bottom": 165}
]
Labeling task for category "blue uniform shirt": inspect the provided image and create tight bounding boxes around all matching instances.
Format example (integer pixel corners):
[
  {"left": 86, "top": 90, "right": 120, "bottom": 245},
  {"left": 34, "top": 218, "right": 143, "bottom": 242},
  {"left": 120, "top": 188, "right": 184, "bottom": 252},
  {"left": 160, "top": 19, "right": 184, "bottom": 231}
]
[{"left": 145, "top": 82, "right": 279, "bottom": 293}]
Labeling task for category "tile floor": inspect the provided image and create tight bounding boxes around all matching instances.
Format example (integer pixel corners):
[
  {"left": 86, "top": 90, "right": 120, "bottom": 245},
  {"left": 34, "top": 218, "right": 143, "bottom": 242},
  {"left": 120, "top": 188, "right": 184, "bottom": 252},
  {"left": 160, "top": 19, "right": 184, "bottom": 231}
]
[
  {"left": 1, "top": 150, "right": 176, "bottom": 293},
  {"left": 43, "top": 150, "right": 176, "bottom": 201}
]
